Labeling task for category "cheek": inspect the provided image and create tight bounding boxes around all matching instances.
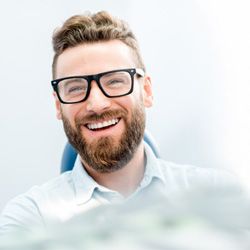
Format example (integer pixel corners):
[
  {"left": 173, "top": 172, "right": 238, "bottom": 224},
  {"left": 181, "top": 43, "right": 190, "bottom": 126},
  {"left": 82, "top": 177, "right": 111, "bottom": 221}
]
[
  {"left": 117, "top": 95, "right": 143, "bottom": 122},
  {"left": 116, "top": 96, "right": 135, "bottom": 112},
  {"left": 132, "top": 82, "right": 144, "bottom": 103},
  {"left": 61, "top": 104, "right": 82, "bottom": 127}
]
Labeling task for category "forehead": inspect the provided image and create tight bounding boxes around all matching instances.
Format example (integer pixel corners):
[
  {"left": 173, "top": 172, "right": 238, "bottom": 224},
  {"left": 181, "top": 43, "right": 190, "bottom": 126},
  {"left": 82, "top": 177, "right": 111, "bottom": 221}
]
[{"left": 55, "top": 40, "right": 137, "bottom": 78}]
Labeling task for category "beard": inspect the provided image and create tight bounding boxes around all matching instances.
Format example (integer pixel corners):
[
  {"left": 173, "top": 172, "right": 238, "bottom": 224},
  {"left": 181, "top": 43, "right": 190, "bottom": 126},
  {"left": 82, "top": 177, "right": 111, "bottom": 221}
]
[{"left": 61, "top": 103, "right": 146, "bottom": 173}]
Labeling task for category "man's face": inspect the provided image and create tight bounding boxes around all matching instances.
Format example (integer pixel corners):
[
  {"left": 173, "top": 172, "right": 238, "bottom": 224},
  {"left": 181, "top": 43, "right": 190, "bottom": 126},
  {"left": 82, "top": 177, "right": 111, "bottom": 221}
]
[{"left": 54, "top": 40, "right": 153, "bottom": 173}]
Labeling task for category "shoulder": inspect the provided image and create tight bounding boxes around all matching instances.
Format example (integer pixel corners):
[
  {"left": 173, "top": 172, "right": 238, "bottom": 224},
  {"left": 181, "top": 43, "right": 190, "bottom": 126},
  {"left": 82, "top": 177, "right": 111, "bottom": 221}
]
[
  {"left": 0, "top": 171, "right": 74, "bottom": 234},
  {"left": 3, "top": 170, "right": 74, "bottom": 202},
  {"left": 39, "top": 171, "right": 75, "bottom": 195},
  {"left": 157, "top": 158, "right": 239, "bottom": 189},
  {"left": 17, "top": 171, "right": 75, "bottom": 202}
]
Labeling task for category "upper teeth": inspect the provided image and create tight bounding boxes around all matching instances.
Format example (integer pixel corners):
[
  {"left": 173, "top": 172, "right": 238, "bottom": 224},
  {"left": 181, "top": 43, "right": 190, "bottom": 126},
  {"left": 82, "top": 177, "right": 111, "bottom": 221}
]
[{"left": 87, "top": 118, "right": 119, "bottom": 130}]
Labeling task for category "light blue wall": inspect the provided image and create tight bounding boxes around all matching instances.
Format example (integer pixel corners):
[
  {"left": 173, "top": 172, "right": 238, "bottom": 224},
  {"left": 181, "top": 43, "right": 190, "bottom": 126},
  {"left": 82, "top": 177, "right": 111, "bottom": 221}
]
[{"left": 0, "top": 0, "right": 250, "bottom": 210}]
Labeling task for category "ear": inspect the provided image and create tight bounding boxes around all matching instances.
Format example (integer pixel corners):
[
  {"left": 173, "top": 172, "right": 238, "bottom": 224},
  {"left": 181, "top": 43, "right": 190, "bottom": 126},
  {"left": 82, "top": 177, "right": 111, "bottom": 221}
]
[
  {"left": 142, "top": 75, "right": 153, "bottom": 108},
  {"left": 53, "top": 92, "right": 62, "bottom": 120}
]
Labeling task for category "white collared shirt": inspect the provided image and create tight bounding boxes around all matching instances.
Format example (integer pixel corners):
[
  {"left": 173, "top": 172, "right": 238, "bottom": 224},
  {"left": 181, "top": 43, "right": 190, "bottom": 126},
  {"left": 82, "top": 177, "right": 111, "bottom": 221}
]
[{"left": 0, "top": 143, "right": 236, "bottom": 234}]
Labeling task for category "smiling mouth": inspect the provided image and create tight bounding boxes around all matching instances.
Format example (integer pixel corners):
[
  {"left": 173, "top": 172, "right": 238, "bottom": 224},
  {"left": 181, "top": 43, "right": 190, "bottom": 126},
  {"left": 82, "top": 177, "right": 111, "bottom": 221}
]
[{"left": 85, "top": 118, "right": 120, "bottom": 131}]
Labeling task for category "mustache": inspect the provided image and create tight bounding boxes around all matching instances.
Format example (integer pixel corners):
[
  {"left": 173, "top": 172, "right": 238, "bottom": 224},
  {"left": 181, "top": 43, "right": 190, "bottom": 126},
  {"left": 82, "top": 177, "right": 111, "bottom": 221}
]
[{"left": 75, "top": 109, "right": 128, "bottom": 126}]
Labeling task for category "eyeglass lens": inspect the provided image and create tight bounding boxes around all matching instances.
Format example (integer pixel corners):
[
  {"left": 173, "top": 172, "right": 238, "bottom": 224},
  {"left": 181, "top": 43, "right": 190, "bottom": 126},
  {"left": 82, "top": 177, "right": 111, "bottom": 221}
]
[{"left": 58, "top": 71, "right": 132, "bottom": 103}]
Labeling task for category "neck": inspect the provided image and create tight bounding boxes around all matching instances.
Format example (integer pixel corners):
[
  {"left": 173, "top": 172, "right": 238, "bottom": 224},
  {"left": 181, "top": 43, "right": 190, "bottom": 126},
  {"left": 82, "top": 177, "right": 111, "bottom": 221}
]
[{"left": 82, "top": 142, "right": 145, "bottom": 197}]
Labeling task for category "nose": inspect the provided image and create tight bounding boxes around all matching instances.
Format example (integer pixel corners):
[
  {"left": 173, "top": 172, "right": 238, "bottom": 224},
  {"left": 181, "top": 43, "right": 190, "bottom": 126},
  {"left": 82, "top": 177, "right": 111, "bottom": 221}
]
[{"left": 85, "top": 81, "right": 111, "bottom": 113}]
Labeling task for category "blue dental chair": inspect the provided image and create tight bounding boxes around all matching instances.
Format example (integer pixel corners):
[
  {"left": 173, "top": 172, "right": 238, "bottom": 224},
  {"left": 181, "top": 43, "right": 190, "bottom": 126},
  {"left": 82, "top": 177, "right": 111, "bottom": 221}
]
[{"left": 60, "top": 130, "right": 160, "bottom": 173}]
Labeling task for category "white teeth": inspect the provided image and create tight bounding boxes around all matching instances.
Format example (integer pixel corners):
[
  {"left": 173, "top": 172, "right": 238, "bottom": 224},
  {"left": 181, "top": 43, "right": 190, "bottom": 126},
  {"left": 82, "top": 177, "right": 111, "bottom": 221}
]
[{"left": 87, "top": 118, "right": 119, "bottom": 130}]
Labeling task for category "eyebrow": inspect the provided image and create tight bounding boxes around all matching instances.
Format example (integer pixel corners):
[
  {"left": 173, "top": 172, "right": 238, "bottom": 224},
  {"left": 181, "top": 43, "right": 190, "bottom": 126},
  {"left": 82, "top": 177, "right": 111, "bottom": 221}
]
[{"left": 62, "top": 78, "right": 86, "bottom": 85}]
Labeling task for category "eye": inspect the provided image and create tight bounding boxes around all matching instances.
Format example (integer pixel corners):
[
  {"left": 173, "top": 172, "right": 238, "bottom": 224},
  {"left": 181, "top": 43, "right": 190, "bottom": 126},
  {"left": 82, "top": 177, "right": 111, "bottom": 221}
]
[
  {"left": 67, "top": 85, "right": 86, "bottom": 93},
  {"left": 106, "top": 78, "right": 126, "bottom": 87},
  {"left": 60, "top": 78, "right": 88, "bottom": 96}
]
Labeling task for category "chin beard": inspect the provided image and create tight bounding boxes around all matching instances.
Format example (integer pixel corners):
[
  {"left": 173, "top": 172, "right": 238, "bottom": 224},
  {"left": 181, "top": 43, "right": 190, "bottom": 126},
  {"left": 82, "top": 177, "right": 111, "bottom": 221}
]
[{"left": 61, "top": 105, "right": 145, "bottom": 173}]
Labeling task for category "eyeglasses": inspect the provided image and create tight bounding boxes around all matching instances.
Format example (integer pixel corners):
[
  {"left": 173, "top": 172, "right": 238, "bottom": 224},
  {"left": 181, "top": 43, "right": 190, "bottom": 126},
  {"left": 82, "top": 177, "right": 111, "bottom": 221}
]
[{"left": 51, "top": 68, "right": 144, "bottom": 104}]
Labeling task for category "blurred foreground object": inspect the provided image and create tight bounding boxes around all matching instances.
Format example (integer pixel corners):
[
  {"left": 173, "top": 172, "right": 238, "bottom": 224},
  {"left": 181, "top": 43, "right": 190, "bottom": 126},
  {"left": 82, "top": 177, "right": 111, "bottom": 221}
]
[{"left": 1, "top": 185, "right": 250, "bottom": 250}]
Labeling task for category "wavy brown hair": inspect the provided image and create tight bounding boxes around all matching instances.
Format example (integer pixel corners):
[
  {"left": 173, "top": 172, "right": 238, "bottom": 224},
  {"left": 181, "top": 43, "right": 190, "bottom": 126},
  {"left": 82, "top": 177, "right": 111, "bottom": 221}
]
[{"left": 52, "top": 11, "right": 145, "bottom": 78}]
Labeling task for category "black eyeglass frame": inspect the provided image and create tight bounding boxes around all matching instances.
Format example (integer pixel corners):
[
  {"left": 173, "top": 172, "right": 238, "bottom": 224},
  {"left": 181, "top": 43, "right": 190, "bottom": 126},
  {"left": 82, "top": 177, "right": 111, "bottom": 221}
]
[{"left": 51, "top": 68, "right": 145, "bottom": 104}]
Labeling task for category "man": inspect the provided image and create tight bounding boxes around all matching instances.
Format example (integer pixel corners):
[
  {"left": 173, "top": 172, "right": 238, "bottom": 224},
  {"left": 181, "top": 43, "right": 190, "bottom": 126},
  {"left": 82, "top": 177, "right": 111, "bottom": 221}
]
[{"left": 0, "top": 11, "right": 236, "bottom": 234}]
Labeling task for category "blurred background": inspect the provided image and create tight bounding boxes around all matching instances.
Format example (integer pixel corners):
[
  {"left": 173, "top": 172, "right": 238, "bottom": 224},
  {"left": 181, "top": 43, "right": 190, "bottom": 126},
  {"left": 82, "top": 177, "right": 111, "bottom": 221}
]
[{"left": 0, "top": 0, "right": 250, "bottom": 211}]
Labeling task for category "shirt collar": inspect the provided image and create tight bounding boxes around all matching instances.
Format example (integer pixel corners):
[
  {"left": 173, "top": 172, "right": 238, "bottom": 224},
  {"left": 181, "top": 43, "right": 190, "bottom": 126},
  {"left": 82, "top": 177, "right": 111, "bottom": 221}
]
[
  {"left": 71, "top": 142, "right": 165, "bottom": 204},
  {"left": 138, "top": 142, "right": 166, "bottom": 189},
  {"left": 71, "top": 157, "right": 100, "bottom": 205}
]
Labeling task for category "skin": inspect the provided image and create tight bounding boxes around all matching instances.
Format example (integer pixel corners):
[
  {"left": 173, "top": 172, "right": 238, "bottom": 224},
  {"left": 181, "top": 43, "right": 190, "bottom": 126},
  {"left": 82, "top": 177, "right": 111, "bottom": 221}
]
[{"left": 53, "top": 40, "right": 153, "bottom": 197}]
